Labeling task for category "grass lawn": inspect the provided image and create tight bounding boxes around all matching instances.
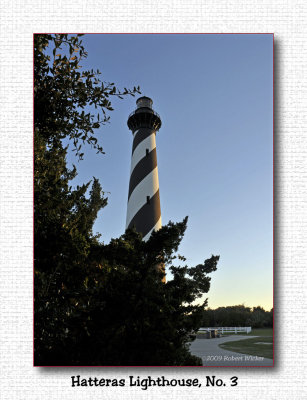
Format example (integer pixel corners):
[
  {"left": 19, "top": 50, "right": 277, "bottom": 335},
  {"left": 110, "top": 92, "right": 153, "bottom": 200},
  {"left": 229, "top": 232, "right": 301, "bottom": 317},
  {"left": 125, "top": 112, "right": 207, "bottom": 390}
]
[
  {"left": 248, "top": 328, "right": 273, "bottom": 337},
  {"left": 218, "top": 328, "right": 273, "bottom": 359}
]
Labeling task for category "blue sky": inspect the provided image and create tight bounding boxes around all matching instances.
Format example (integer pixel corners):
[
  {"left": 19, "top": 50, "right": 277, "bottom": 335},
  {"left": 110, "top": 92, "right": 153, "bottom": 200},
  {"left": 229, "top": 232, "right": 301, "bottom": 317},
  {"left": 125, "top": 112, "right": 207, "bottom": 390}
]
[{"left": 60, "top": 34, "right": 273, "bottom": 310}]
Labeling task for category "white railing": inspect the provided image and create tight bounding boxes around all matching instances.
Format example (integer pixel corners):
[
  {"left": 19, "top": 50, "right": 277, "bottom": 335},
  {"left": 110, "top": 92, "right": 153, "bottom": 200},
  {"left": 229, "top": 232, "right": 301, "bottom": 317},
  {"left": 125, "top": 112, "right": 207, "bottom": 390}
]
[{"left": 198, "top": 327, "right": 252, "bottom": 334}]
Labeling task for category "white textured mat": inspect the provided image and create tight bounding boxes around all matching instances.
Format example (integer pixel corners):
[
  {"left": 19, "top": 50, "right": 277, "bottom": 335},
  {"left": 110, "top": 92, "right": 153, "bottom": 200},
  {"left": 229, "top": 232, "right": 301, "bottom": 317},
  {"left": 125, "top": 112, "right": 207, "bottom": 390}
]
[{"left": 0, "top": 1, "right": 306, "bottom": 399}]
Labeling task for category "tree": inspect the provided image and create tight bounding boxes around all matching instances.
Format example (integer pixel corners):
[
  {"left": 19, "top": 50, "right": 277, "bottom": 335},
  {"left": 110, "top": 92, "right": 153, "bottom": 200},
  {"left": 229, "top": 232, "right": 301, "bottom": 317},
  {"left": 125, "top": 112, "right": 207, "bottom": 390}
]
[
  {"left": 77, "top": 219, "right": 219, "bottom": 366},
  {"left": 34, "top": 33, "right": 140, "bottom": 364},
  {"left": 251, "top": 306, "right": 267, "bottom": 328},
  {"left": 34, "top": 34, "right": 219, "bottom": 366},
  {"left": 34, "top": 34, "right": 140, "bottom": 159}
]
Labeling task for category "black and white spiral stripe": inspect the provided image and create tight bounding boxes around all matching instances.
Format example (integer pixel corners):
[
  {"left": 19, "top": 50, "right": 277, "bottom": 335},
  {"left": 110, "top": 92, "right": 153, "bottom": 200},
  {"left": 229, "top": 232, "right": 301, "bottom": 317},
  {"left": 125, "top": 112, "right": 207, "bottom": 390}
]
[{"left": 126, "top": 127, "right": 162, "bottom": 241}]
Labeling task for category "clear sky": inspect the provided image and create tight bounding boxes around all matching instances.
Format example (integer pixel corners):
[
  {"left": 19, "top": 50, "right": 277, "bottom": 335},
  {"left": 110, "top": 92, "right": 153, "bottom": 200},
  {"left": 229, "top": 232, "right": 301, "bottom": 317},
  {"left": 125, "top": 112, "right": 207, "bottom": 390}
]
[{"left": 61, "top": 34, "right": 273, "bottom": 311}]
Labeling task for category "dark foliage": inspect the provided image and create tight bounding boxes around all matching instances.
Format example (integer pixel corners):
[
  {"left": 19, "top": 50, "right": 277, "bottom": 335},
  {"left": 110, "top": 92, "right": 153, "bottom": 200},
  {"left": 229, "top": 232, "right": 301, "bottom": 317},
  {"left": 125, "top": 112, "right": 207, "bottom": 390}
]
[{"left": 34, "top": 34, "right": 219, "bottom": 366}]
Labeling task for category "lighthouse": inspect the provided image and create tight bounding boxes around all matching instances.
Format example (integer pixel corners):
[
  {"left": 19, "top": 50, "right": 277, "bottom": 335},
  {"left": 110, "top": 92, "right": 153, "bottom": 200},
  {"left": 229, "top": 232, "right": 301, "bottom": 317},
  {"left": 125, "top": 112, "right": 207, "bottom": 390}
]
[{"left": 126, "top": 96, "right": 162, "bottom": 241}]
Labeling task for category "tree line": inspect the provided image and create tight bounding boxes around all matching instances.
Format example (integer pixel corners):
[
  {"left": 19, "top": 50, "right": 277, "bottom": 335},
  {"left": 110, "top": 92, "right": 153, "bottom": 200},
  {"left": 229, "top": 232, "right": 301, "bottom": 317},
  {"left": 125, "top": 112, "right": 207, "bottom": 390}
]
[{"left": 201, "top": 305, "right": 273, "bottom": 328}]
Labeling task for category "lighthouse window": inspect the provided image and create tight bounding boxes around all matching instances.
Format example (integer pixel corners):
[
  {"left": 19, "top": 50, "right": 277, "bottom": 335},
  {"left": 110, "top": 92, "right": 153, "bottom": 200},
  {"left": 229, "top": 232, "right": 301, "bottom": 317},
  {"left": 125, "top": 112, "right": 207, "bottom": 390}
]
[
  {"left": 146, "top": 148, "right": 149, "bottom": 156},
  {"left": 137, "top": 97, "right": 152, "bottom": 109},
  {"left": 147, "top": 196, "right": 150, "bottom": 204}
]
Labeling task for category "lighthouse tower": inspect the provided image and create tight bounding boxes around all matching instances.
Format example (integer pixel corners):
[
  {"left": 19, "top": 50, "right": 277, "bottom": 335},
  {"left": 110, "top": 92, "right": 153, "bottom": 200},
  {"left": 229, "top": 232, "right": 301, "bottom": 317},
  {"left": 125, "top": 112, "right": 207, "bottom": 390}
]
[{"left": 126, "top": 96, "right": 162, "bottom": 241}]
